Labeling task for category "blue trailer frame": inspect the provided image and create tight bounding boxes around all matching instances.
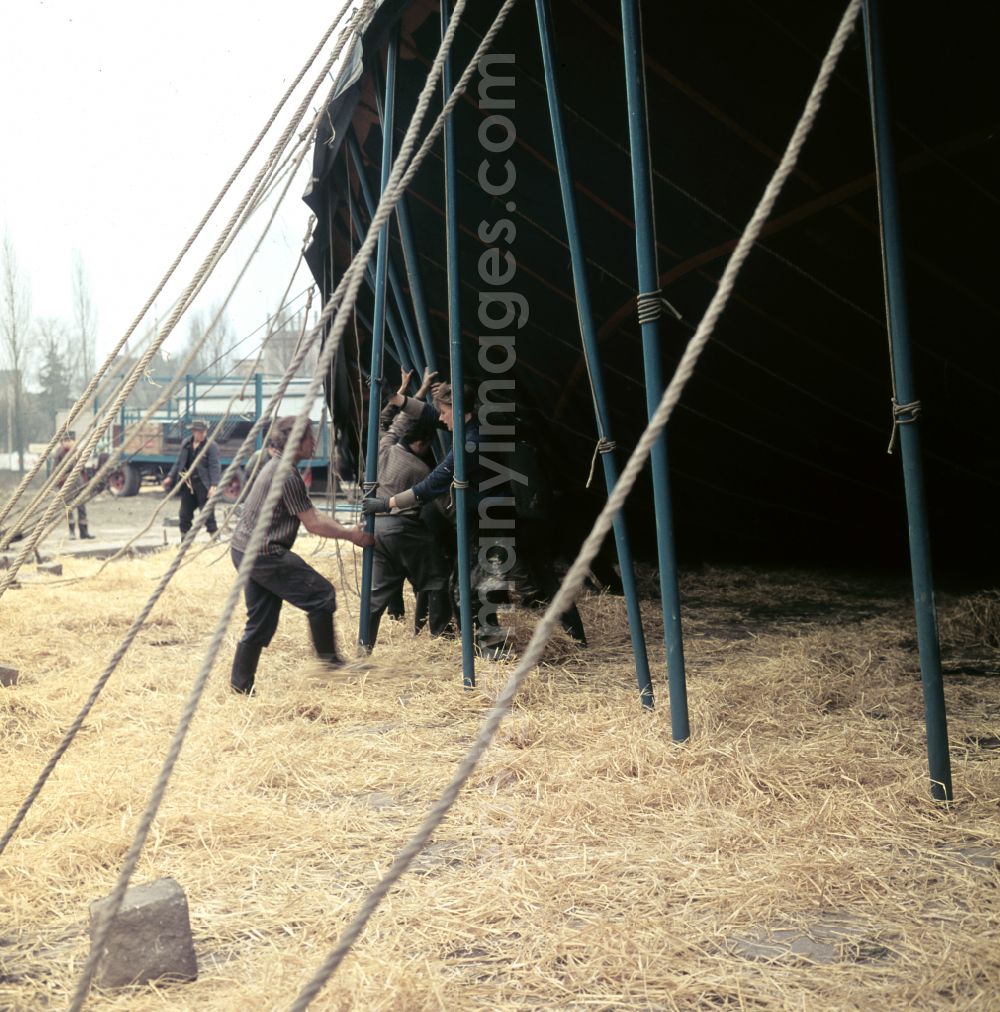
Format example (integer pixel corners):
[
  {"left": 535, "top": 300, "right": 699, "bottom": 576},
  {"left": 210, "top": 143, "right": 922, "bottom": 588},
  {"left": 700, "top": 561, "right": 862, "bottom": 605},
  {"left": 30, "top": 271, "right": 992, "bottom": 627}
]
[{"left": 106, "top": 372, "right": 333, "bottom": 499}]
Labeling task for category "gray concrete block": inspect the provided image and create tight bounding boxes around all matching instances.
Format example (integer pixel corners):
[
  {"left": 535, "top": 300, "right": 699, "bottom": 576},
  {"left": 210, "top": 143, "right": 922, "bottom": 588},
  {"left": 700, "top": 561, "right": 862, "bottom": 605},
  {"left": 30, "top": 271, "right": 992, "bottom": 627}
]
[
  {"left": 37, "top": 562, "right": 63, "bottom": 576},
  {"left": 726, "top": 912, "right": 891, "bottom": 965},
  {"left": 0, "top": 665, "right": 18, "bottom": 687},
  {"left": 163, "top": 516, "right": 181, "bottom": 527},
  {"left": 88, "top": 877, "right": 198, "bottom": 988}
]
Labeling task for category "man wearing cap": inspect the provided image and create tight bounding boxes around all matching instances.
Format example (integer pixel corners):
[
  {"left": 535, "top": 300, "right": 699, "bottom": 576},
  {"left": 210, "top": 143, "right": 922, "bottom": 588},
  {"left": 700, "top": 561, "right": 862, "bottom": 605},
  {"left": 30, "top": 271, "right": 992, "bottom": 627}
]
[{"left": 163, "top": 418, "right": 221, "bottom": 539}]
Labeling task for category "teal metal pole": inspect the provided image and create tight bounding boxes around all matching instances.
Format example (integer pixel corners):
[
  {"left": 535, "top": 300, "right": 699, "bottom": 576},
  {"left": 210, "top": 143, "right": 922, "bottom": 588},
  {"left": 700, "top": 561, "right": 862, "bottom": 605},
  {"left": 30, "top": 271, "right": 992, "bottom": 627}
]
[
  {"left": 355, "top": 306, "right": 403, "bottom": 372},
  {"left": 442, "top": 0, "right": 475, "bottom": 689},
  {"left": 347, "top": 131, "right": 426, "bottom": 377},
  {"left": 534, "top": 0, "right": 654, "bottom": 708},
  {"left": 358, "top": 26, "right": 398, "bottom": 649},
  {"left": 343, "top": 182, "right": 416, "bottom": 374},
  {"left": 620, "top": 0, "right": 690, "bottom": 740},
  {"left": 395, "top": 190, "right": 449, "bottom": 461},
  {"left": 863, "top": 0, "right": 952, "bottom": 800},
  {"left": 395, "top": 192, "right": 440, "bottom": 374}
]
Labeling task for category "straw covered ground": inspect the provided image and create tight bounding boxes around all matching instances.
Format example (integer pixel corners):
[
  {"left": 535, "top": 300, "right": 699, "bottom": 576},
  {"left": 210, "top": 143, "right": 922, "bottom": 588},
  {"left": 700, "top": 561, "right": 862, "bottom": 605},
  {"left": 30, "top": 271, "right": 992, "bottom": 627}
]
[{"left": 1, "top": 539, "right": 998, "bottom": 1010}]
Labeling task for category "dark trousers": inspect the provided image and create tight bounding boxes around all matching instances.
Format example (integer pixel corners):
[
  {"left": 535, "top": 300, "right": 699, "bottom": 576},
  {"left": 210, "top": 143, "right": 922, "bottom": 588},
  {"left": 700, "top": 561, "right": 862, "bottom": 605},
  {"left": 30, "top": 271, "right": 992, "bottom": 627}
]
[
  {"left": 368, "top": 514, "right": 451, "bottom": 647},
  {"left": 62, "top": 475, "right": 88, "bottom": 528},
  {"left": 232, "top": 547, "right": 337, "bottom": 648},
  {"left": 66, "top": 501, "right": 88, "bottom": 527},
  {"left": 179, "top": 478, "right": 217, "bottom": 536}
]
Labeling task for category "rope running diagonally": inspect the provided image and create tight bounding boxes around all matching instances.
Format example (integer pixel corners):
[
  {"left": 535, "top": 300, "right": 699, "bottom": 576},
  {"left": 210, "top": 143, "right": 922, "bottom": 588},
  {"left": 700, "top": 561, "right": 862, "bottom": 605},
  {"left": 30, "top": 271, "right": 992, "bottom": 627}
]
[
  {"left": 0, "top": 3, "right": 377, "bottom": 863},
  {"left": 8, "top": 213, "right": 316, "bottom": 564},
  {"left": 66, "top": 0, "right": 492, "bottom": 1003},
  {"left": 3, "top": 156, "right": 312, "bottom": 575},
  {"left": 0, "top": 2, "right": 363, "bottom": 599},
  {"left": 0, "top": 5, "right": 353, "bottom": 541},
  {"left": 288, "top": 2, "right": 862, "bottom": 1006}
]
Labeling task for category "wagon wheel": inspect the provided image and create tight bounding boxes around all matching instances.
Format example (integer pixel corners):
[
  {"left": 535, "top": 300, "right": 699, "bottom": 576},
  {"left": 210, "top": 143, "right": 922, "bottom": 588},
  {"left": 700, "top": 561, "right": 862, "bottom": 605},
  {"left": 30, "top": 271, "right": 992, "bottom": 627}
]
[{"left": 106, "top": 462, "right": 141, "bottom": 498}]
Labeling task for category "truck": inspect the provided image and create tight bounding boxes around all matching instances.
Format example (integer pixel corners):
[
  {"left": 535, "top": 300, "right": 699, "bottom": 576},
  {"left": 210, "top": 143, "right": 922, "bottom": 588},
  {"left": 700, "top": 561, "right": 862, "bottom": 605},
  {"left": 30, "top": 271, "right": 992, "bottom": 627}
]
[{"left": 105, "top": 373, "right": 334, "bottom": 501}]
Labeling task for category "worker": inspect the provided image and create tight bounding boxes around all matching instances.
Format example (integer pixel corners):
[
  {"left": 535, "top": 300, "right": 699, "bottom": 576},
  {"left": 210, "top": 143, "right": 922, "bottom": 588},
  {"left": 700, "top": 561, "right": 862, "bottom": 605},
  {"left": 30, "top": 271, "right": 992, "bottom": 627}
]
[
  {"left": 364, "top": 367, "right": 453, "bottom": 650},
  {"left": 228, "top": 416, "right": 373, "bottom": 695},
  {"left": 162, "top": 418, "right": 221, "bottom": 539},
  {"left": 53, "top": 431, "right": 95, "bottom": 540}
]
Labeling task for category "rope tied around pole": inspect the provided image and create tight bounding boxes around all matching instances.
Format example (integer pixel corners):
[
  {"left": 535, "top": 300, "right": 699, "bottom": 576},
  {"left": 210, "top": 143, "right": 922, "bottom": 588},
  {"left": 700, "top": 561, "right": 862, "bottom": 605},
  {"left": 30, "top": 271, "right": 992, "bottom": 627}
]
[
  {"left": 451, "top": 479, "right": 470, "bottom": 489},
  {"left": 286, "top": 5, "right": 861, "bottom": 1004},
  {"left": 586, "top": 437, "right": 617, "bottom": 488},
  {"left": 887, "top": 396, "right": 922, "bottom": 454},
  {"left": 636, "top": 288, "right": 682, "bottom": 325},
  {"left": 361, "top": 481, "right": 378, "bottom": 495}
]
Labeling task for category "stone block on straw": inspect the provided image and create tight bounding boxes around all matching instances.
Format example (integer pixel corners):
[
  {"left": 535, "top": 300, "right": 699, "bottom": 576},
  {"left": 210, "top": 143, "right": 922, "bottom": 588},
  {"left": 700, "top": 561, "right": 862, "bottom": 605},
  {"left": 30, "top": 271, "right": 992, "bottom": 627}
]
[{"left": 88, "top": 877, "right": 198, "bottom": 988}]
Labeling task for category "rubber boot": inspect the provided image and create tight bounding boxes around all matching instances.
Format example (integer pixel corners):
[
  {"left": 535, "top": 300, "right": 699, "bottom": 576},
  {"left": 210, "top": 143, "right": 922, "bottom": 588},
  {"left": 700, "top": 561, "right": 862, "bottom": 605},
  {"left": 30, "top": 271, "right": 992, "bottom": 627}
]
[
  {"left": 427, "top": 589, "right": 455, "bottom": 638},
  {"left": 413, "top": 590, "right": 429, "bottom": 634},
  {"left": 307, "top": 612, "right": 347, "bottom": 667},
  {"left": 68, "top": 523, "right": 76, "bottom": 540},
  {"left": 560, "top": 604, "right": 587, "bottom": 646},
  {"left": 387, "top": 586, "right": 405, "bottom": 621},
  {"left": 363, "top": 607, "right": 385, "bottom": 654},
  {"left": 79, "top": 523, "right": 96, "bottom": 540},
  {"left": 230, "top": 642, "right": 263, "bottom": 695}
]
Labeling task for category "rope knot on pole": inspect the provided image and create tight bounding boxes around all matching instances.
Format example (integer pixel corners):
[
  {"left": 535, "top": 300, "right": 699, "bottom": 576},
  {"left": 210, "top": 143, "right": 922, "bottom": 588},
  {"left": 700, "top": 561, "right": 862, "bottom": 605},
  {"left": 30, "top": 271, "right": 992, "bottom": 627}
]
[
  {"left": 586, "top": 437, "right": 617, "bottom": 488},
  {"left": 636, "top": 289, "right": 682, "bottom": 325},
  {"left": 886, "top": 397, "right": 922, "bottom": 454},
  {"left": 361, "top": 481, "right": 378, "bottom": 496}
]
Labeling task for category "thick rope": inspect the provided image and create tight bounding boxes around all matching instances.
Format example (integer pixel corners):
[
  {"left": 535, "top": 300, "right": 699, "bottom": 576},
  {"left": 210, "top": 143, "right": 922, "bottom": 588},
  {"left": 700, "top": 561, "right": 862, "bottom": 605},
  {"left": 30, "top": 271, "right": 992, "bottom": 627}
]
[
  {"left": 288, "top": 4, "right": 861, "bottom": 1006},
  {"left": 0, "top": 363, "right": 126, "bottom": 551},
  {"left": 10, "top": 190, "right": 307, "bottom": 573},
  {"left": 0, "top": 6, "right": 374, "bottom": 866},
  {"left": 75, "top": 0, "right": 492, "bottom": 998},
  {"left": 68, "top": 0, "right": 491, "bottom": 1001},
  {"left": 0, "top": 5, "right": 353, "bottom": 540},
  {"left": 0, "top": 3, "right": 364, "bottom": 599},
  {"left": 1, "top": 6, "right": 355, "bottom": 560}
]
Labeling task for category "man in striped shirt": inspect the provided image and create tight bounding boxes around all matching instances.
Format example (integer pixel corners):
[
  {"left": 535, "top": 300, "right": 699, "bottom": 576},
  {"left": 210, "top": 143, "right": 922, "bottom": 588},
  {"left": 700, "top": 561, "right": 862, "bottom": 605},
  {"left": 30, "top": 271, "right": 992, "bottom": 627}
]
[{"left": 229, "top": 415, "right": 373, "bottom": 695}]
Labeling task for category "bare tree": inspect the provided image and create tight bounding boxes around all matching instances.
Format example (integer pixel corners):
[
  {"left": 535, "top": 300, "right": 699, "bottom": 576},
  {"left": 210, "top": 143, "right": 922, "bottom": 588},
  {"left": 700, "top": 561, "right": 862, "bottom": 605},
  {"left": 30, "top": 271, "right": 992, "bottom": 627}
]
[
  {"left": 35, "top": 318, "right": 73, "bottom": 429},
  {"left": 71, "top": 253, "right": 97, "bottom": 396},
  {"left": 180, "top": 310, "right": 207, "bottom": 375},
  {"left": 202, "top": 302, "right": 233, "bottom": 376},
  {"left": 262, "top": 302, "right": 316, "bottom": 378},
  {"left": 0, "top": 231, "right": 32, "bottom": 470},
  {"left": 182, "top": 302, "right": 233, "bottom": 377}
]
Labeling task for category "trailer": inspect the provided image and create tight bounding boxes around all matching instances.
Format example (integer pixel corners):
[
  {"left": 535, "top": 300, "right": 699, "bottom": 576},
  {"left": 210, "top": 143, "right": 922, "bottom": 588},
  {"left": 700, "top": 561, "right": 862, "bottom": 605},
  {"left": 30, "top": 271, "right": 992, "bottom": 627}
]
[{"left": 106, "top": 372, "right": 334, "bottom": 500}]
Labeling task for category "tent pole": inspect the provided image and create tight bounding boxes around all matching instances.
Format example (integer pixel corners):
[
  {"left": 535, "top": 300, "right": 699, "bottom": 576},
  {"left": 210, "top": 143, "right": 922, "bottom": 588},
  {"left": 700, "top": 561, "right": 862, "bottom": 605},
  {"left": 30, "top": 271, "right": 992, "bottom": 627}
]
[
  {"left": 358, "top": 26, "right": 399, "bottom": 650},
  {"left": 394, "top": 187, "right": 450, "bottom": 461},
  {"left": 343, "top": 179, "right": 415, "bottom": 374},
  {"left": 620, "top": 0, "right": 689, "bottom": 739},
  {"left": 347, "top": 132, "right": 426, "bottom": 378},
  {"left": 395, "top": 193, "right": 439, "bottom": 375},
  {"left": 863, "top": 0, "right": 952, "bottom": 800},
  {"left": 442, "top": 0, "right": 476, "bottom": 689},
  {"left": 534, "top": 0, "right": 655, "bottom": 708}
]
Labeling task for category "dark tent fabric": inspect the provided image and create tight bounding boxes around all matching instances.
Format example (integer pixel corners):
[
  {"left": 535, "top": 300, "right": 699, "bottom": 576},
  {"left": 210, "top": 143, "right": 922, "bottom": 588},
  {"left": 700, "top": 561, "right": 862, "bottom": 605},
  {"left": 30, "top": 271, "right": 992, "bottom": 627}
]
[{"left": 304, "top": 0, "right": 1000, "bottom": 580}]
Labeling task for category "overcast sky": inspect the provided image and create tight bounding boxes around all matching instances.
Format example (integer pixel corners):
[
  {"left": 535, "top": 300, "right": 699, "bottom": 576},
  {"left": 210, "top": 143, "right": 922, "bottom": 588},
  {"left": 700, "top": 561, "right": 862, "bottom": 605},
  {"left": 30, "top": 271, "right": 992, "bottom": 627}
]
[{"left": 1, "top": 1, "right": 357, "bottom": 367}]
